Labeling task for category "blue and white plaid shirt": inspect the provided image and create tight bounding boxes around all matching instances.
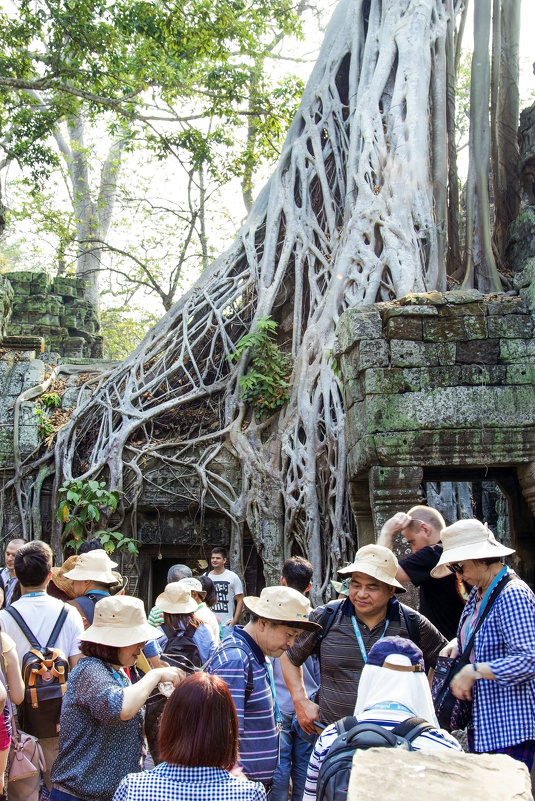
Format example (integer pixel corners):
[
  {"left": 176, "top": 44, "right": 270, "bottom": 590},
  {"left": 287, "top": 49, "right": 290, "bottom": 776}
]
[
  {"left": 460, "top": 572, "right": 535, "bottom": 752},
  {"left": 113, "top": 764, "right": 266, "bottom": 801}
]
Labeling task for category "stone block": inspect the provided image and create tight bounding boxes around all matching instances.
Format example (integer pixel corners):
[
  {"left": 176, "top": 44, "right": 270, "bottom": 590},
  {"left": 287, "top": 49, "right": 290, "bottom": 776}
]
[
  {"left": 506, "top": 364, "right": 535, "bottom": 384},
  {"left": 423, "top": 315, "right": 487, "bottom": 341},
  {"left": 486, "top": 314, "right": 534, "bottom": 339},
  {"left": 336, "top": 307, "right": 383, "bottom": 352},
  {"left": 355, "top": 339, "right": 389, "bottom": 371},
  {"left": 390, "top": 340, "right": 455, "bottom": 368},
  {"left": 348, "top": 747, "right": 533, "bottom": 801},
  {"left": 486, "top": 297, "right": 529, "bottom": 315},
  {"left": 437, "top": 301, "right": 486, "bottom": 317},
  {"left": 397, "top": 291, "right": 446, "bottom": 306},
  {"left": 443, "top": 288, "right": 485, "bottom": 304},
  {"left": 499, "top": 338, "right": 535, "bottom": 363},
  {"left": 362, "top": 368, "right": 422, "bottom": 394},
  {"left": 385, "top": 316, "right": 422, "bottom": 340},
  {"left": 456, "top": 339, "right": 499, "bottom": 364}
]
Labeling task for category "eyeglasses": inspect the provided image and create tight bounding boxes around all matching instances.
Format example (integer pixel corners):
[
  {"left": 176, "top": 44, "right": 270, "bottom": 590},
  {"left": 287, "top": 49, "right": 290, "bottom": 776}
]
[{"left": 447, "top": 562, "right": 465, "bottom": 575}]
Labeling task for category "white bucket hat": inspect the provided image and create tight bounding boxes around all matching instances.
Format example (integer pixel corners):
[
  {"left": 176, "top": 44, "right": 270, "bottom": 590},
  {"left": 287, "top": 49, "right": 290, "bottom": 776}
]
[
  {"left": 82, "top": 595, "right": 158, "bottom": 646},
  {"left": 155, "top": 581, "right": 198, "bottom": 614},
  {"left": 63, "top": 550, "right": 119, "bottom": 584},
  {"left": 178, "top": 577, "right": 206, "bottom": 600},
  {"left": 243, "top": 586, "right": 321, "bottom": 631},
  {"left": 338, "top": 544, "right": 406, "bottom": 592},
  {"left": 431, "top": 519, "right": 515, "bottom": 578}
]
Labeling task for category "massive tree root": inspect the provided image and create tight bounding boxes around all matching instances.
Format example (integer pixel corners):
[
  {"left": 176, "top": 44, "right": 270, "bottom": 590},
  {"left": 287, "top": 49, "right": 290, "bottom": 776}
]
[{"left": 14, "top": 0, "right": 460, "bottom": 601}]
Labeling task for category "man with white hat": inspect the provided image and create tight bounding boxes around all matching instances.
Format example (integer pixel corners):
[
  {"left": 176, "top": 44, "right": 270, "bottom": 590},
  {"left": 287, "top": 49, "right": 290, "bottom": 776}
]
[
  {"left": 281, "top": 544, "right": 447, "bottom": 734},
  {"left": 206, "top": 585, "right": 321, "bottom": 788},
  {"left": 64, "top": 550, "right": 120, "bottom": 628}
]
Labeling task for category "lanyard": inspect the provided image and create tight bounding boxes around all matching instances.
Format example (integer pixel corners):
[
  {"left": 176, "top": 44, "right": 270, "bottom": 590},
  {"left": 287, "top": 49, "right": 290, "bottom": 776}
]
[
  {"left": 24, "top": 591, "right": 45, "bottom": 597},
  {"left": 464, "top": 565, "right": 508, "bottom": 643},
  {"left": 351, "top": 615, "right": 389, "bottom": 663},
  {"left": 110, "top": 667, "right": 131, "bottom": 687},
  {"left": 264, "top": 659, "right": 282, "bottom": 727}
]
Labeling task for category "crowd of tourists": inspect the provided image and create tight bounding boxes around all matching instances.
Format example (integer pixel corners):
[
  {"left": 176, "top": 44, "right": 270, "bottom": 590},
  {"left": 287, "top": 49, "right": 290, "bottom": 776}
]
[{"left": 0, "top": 514, "right": 532, "bottom": 801}]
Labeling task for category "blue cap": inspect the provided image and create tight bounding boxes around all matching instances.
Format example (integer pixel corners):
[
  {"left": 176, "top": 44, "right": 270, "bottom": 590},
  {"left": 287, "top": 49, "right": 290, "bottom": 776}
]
[{"left": 367, "top": 636, "right": 425, "bottom": 671}]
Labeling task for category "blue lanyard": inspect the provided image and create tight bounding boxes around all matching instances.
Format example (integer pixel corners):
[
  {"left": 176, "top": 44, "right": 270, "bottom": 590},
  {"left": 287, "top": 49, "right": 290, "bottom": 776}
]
[
  {"left": 351, "top": 615, "right": 389, "bottom": 663},
  {"left": 264, "top": 659, "right": 282, "bottom": 727},
  {"left": 110, "top": 667, "right": 131, "bottom": 687},
  {"left": 465, "top": 565, "right": 508, "bottom": 643},
  {"left": 24, "top": 591, "right": 45, "bottom": 597}
]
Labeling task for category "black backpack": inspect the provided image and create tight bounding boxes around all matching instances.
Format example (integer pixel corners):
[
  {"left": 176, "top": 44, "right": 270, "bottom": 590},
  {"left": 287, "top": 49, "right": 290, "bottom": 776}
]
[
  {"left": 316, "top": 715, "right": 433, "bottom": 801},
  {"left": 6, "top": 605, "right": 70, "bottom": 739},
  {"left": 160, "top": 622, "right": 202, "bottom": 672}
]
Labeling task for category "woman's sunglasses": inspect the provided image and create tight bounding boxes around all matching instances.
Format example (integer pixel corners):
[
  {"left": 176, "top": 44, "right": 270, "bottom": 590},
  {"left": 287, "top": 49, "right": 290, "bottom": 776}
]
[{"left": 447, "top": 562, "right": 464, "bottom": 575}]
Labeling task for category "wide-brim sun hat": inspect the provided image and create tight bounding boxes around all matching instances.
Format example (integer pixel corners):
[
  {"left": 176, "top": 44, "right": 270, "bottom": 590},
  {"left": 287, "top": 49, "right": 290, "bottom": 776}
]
[
  {"left": 155, "top": 581, "right": 198, "bottom": 614},
  {"left": 431, "top": 519, "right": 515, "bottom": 578},
  {"left": 243, "top": 586, "right": 321, "bottom": 631},
  {"left": 82, "top": 595, "right": 158, "bottom": 646},
  {"left": 331, "top": 578, "right": 351, "bottom": 596},
  {"left": 178, "top": 576, "right": 207, "bottom": 600},
  {"left": 64, "top": 550, "right": 119, "bottom": 584},
  {"left": 338, "top": 544, "right": 406, "bottom": 592},
  {"left": 50, "top": 555, "right": 79, "bottom": 599}
]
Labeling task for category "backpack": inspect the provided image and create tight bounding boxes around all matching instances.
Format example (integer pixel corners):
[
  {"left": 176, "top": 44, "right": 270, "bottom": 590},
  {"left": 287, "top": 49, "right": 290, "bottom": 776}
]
[
  {"left": 316, "top": 715, "right": 433, "bottom": 801},
  {"left": 160, "top": 622, "right": 202, "bottom": 672},
  {"left": 6, "top": 605, "right": 69, "bottom": 739}
]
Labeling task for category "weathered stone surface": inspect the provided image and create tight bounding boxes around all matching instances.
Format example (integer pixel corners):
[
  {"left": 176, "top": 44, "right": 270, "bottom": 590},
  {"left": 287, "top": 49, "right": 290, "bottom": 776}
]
[
  {"left": 390, "top": 340, "right": 456, "bottom": 367},
  {"left": 355, "top": 339, "right": 389, "bottom": 370},
  {"left": 336, "top": 307, "right": 383, "bottom": 352},
  {"left": 507, "top": 364, "right": 535, "bottom": 385},
  {"left": 486, "top": 296, "right": 529, "bottom": 315},
  {"left": 456, "top": 338, "right": 500, "bottom": 364},
  {"left": 499, "top": 338, "right": 535, "bottom": 362},
  {"left": 505, "top": 204, "right": 535, "bottom": 267},
  {"left": 443, "top": 288, "right": 485, "bottom": 304},
  {"left": 363, "top": 368, "right": 422, "bottom": 395},
  {"left": 383, "top": 304, "right": 439, "bottom": 317},
  {"left": 348, "top": 748, "right": 533, "bottom": 801},
  {"left": 423, "top": 314, "right": 487, "bottom": 342},
  {"left": 385, "top": 315, "right": 422, "bottom": 340},
  {"left": 487, "top": 314, "right": 534, "bottom": 339}
]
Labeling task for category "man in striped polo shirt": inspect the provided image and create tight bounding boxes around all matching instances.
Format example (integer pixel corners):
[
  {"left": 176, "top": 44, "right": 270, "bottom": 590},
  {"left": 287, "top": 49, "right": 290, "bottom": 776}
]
[
  {"left": 281, "top": 544, "right": 446, "bottom": 733},
  {"left": 206, "top": 585, "right": 321, "bottom": 788}
]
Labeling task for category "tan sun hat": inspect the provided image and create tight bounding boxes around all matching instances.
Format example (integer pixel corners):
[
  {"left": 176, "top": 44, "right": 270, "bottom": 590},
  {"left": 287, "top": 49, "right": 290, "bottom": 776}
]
[
  {"left": 243, "top": 586, "right": 321, "bottom": 632},
  {"left": 178, "top": 576, "right": 206, "bottom": 600},
  {"left": 431, "top": 519, "right": 515, "bottom": 578},
  {"left": 82, "top": 595, "right": 158, "bottom": 646},
  {"left": 337, "top": 544, "right": 406, "bottom": 592},
  {"left": 155, "top": 581, "right": 198, "bottom": 614},
  {"left": 50, "top": 555, "right": 79, "bottom": 599},
  {"left": 63, "top": 550, "right": 119, "bottom": 584}
]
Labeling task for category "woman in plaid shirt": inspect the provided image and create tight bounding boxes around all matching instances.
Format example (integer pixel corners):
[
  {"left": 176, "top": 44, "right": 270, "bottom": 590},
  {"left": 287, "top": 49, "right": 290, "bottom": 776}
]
[{"left": 432, "top": 519, "right": 535, "bottom": 769}]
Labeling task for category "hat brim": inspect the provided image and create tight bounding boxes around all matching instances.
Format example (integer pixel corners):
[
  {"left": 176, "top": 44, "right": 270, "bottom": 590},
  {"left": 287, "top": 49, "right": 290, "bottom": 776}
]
[
  {"left": 155, "top": 595, "right": 198, "bottom": 615},
  {"left": 243, "top": 596, "right": 322, "bottom": 632},
  {"left": 81, "top": 620, "right": 159, "bottom": 647},
  {"left": 337, "top": 563, "right": 406, "bottom": 592},
  {"left": 63, "top": 567, "right": 118, "bottom": 583},
  {"left": 50, "top": 567, "right": 77, "bottom": 600},
  {"left": 431, "top": 541, "right": 515, "bottom": 578}
]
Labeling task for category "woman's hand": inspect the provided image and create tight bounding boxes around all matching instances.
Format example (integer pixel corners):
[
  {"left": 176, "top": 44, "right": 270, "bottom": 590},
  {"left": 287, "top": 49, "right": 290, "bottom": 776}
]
[
  {"left": 439, "top": 638, "right": 459, "bottom": 658},
  {"left": 449, "top": 664, "right": 478, "bottom": 700},
  {"left": 155, "top": 666, "right": 183, "bottom": 686}
]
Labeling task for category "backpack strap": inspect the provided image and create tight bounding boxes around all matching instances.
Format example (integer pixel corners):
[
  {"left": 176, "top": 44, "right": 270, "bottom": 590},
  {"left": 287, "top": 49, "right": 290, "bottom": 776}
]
[
  {"left": 5, "top": 606, "right": 41, "bottom": 650},
  {"left": 313, "top": 599, "right": 345, "bottom": 655},
  {"left": 399, "top": 603, "right": 420, "bottom": 646},
  {"left": 46, "top": 605, "right": 69, "bottom": 649},
  {"left": 206, "top": 641, "right": 255, "bottom": 701},
  {"left": 161, "top": 622, "right": 174, "bottom": 642},
  {"left": 391, "top": 716, "right": 434, "bottom": 743},
  {"left": 335, "top": 715, "right": 358, "bottom": 737}
]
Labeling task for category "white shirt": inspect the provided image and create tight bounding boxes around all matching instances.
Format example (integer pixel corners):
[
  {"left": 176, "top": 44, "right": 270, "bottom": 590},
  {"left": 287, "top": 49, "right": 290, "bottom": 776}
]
[
  {"left": 208, "top": 569, "right": 243, "bottom": 626},
  {"left": 0, "top": 592, "right": 84, "bottom": 663}
]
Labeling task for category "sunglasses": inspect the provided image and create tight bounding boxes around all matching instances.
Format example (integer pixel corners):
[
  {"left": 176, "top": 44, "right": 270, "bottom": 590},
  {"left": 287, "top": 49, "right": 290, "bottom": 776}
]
[{"left": 447, "top": 562, "right": 465, "bottom": 575}]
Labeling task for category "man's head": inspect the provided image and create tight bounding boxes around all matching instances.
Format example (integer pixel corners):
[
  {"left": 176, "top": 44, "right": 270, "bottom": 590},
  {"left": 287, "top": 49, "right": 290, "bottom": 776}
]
[
  {"left": 405, "top": 506, "right": 446, "bottom": 552},
  {"left": 210, "top": 547, "right": 227, "bottom": 572},
  {"left": 63, "top": 550, "right": 119, "bottom": 596},
  {"left": 167, "top": 563, "right": 192, "bottom": 583},
  {"left": 338, "top": 545, "right": 405, "bottom": 624},
  {"left": 281, "top": 556, "right": 313, "bottom": 593},
  {"left": 243, "top": 585, "right": 321, "bottom": 657},
  {"left": 4, "top": 538, "right": 26, "bottom": 576},
  {"left": 15, "top": 541, "right": 53, "bottom": 589}
]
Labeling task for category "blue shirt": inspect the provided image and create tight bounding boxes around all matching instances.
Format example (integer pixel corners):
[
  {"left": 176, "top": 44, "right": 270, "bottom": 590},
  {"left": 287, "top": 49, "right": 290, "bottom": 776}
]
[
  {"left": 113, "top": 764, "right": 266, "bottom": 801},
  {"left": 206, "top": 628, "right": 278, "bottom": 784},
  {"left": 458, "top": 572, "right": 535, "bottom": 752}
]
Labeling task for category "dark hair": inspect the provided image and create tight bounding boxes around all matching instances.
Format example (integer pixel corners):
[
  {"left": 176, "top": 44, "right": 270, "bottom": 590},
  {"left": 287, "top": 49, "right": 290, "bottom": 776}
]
[
  {"left": 282, "top": 556, "right": 313, "bottom": 593},
  {"left": 80, "top": 641, "right": 121, "bottom": 664},
  {"left": 159, "top": 673, "right": 238, "bottom": 769},
  {"left": 210, "top": 547, "right": 227, "bottom": 559},
  {"left": 78, "top": 540, "right": 105, "bottom": 554},
  {"left": 163, "top": 612, "right": 199, "bottom": 630},
  {"left": 14, "top": 541, "right": 53, "bottom": 587},
  {"left": 197, "top": 575, "right": 217, "bottom": 608}
]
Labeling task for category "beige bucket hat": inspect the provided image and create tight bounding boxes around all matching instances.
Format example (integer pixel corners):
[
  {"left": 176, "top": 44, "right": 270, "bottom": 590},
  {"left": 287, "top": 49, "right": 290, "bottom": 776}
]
[
  {"left": 155, "top": 581, "right": 198, "bottom": 614},
  {"left": 178, "top": 576, "right": 206, "bottom": 600},
  {"left": 243, "top": 586, "right": 321, "bottom": 631},
  {"left": 431, "top": 519, "right": 515, "bottom": 578},
  {"left": 63, "top": 550, "right": 119, "bottom": 584},
  {"left": 338, "top": 544, "right": 406, "bottom": 592},
  {"left": 82, "top": 595, "right": 158, "bottom": 646}
]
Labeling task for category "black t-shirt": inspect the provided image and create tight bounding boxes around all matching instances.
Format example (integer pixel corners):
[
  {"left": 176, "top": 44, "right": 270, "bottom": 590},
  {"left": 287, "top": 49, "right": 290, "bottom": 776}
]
[{"left": 399, "top": 544, "right": 468, "bottom": 641}]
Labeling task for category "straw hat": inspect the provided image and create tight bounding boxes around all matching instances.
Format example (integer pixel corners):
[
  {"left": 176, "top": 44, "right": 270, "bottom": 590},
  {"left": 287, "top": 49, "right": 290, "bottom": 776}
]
[
  {"left": 63, "top": 550, "right": 119, "bottom": 584},
  {"left": 178, "top": 576, "right": 206, "bottom": 600},
  {"left": 82, "top": 595, "right": 158, "bottom": 646},
  {"left": 155, "top": 582, "right": 198, "bottom": 614},
  {"left": 243, "top": 586, "right": 321, "bottom": 632},
  {"left": 338, "top": 544, "right": 406, "bottom": 592},
  {"left": 50, "top": 555, "right": 79, "bottom": 599},
  {"left": 431, "top": 519, "right": 515, "bottom": 578}
]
